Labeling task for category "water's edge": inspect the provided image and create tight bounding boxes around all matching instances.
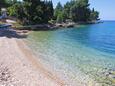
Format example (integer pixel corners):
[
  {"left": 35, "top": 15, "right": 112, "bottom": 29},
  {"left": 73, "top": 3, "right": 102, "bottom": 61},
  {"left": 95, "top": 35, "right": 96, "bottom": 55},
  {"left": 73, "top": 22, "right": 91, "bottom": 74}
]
[{"left": 25, "top": 21, "right": 115, "bottom": 86}]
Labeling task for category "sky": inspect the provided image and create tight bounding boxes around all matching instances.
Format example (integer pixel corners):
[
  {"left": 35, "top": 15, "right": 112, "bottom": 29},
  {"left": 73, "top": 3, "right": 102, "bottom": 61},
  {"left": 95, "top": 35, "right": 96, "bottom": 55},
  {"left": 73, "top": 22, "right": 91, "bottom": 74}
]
[{"left": 52, "top": 0, "right": 115, "bottom": 20}]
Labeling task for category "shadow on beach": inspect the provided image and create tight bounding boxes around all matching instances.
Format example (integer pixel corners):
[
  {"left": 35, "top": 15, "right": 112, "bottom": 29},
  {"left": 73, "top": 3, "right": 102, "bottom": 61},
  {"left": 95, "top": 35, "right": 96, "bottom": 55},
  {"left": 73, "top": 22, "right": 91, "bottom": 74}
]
[{"left": 0, "top": 28, "right": 27, "bottom": 39}]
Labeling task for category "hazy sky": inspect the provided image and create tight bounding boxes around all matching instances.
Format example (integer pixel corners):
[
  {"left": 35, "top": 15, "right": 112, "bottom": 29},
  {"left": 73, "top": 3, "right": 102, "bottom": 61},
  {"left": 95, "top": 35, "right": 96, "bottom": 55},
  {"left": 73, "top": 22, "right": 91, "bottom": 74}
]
[{"left": 52, "top": 0, "right": 115, "bottom": 20}]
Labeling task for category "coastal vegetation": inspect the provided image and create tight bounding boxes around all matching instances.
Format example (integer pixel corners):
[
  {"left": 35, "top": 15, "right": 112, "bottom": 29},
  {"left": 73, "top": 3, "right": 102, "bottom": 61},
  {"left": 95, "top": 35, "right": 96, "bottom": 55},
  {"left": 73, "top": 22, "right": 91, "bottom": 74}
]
[
  {"left": 54, "top": 0, "right": 99, "bottom": 23},
  {"left": 0, "top": 0, "right": 99, "bottom": 25}
]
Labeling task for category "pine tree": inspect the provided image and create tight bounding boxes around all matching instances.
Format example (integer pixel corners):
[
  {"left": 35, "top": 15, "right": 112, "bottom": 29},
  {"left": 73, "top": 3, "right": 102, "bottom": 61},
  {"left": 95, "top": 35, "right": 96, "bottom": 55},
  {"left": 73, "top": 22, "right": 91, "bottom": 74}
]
[
  {"left": 54, "top": 2, "right": 63, "bottom": 19},
  {"left": 90, "top": 8, "right": 99, "bottom": 21},
  {"left": 70, "top": 0, "right": 91, "bottom": 22}
]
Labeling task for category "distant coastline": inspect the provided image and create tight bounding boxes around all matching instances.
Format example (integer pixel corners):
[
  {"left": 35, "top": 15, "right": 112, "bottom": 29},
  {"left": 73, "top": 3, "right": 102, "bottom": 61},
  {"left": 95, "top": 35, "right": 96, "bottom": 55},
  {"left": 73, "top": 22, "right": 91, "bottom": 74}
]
[{"left": 6, "top": 20, "right": 101, "bottom": 31}]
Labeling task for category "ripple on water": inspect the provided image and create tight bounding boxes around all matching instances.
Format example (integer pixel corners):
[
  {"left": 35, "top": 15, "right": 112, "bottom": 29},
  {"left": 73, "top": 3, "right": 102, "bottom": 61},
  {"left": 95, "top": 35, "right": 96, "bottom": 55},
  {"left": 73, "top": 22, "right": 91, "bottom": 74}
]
[{"left": 26, "top": 21, "right": 115, "bottom": 85}]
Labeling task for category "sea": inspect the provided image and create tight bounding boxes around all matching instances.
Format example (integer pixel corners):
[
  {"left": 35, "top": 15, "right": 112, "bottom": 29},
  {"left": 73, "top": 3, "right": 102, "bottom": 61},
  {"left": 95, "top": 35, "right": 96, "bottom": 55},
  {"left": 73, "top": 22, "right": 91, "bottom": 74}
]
[{"left": 26, "top": 21, "right": 115, "bottom": 86}]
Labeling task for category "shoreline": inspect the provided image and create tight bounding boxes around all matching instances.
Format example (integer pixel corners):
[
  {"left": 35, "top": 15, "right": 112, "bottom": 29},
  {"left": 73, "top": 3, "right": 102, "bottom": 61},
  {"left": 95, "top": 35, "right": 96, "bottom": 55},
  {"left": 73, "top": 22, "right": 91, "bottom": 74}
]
[
  {"left": 0, "top": 29, "right": 66, "bottom": 86},
  {"left": 10, "top": 20, "right": 101, "bottom": 31},
  {"left": 19, "top": 27, "right": 115, "bottom": 86},
  {"left": 16, "top": 39, "right": 66, "bottom": 86},
  {"left": 1, "top": 21, "right": 115, "bottom": 86}
]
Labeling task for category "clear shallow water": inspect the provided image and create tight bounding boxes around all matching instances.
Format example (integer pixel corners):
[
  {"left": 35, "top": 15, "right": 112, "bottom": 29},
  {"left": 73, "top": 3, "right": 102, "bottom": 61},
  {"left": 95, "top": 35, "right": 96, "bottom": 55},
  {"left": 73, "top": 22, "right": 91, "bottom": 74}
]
[{"left": 26, "top": 21, "right": 115, "bottom": 86}]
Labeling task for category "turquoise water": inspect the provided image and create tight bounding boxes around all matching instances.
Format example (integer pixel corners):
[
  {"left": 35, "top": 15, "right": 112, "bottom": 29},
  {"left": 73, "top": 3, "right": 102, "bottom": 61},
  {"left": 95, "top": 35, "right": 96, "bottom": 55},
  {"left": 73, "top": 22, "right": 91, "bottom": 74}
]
[{"left": 26, "top": 21, "right": 115, "bottom": 86}]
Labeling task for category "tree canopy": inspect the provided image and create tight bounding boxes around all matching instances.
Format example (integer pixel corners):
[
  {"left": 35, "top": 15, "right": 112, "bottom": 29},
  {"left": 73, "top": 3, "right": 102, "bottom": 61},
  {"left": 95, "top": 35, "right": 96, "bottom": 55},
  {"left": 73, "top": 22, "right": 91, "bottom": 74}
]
[
  {"left": 7, "top": 0, "right": 54, "bottom": 25},
  {"left": 54, "top": 0, "right": 99, "bottom": 23},
  {"left": 1, "top": 0, "right": 99, "bottom": 25}
]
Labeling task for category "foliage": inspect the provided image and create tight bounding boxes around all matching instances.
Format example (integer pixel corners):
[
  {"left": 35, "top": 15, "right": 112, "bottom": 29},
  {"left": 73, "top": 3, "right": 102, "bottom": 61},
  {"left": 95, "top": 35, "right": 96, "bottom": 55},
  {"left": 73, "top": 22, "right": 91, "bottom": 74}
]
[
  {"left": 90, "top": 8, "right": 99, "bottom": 21},
  {"left": 54, "top": 2, "right": 63, "bottom": 20},
  {"left": 2, "top": 0, "right": 99, "bottom": 24},
  {"left": 0, "top": 0, "right": 8, "bottom": 8},
  {"left": 56, "top": 12, "right": 64, "bottom": 23},
  {"left": 70, "top": 0, "right": 91, "bottom": 22},
  {"left": 63, "top": 1, "right": 75, "bottom": 19},
  {"left": 7, "top": 3, "right": 21, "bottom": 17},
  {"left": 54, "top": 0, "right": 99, "bottom": 23},
  {"left": 7, "top": 0, "right": 54, "bottom": 25}
]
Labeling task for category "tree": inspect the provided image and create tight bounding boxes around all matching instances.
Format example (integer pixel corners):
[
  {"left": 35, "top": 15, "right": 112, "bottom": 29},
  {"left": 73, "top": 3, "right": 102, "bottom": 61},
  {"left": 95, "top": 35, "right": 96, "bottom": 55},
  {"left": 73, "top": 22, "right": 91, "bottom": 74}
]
[
  {"left": 54, "top": 2, "right": 63, "bottom": 20},
  {"left": 43, "top": 0, "right": 54, "bottom": 23},
  {"left": 54, "top": 2, "right": 67, "bottom": 23},
  {"left": 22, "top": 0, "right": 53, "bottom": 24},
  {"left": 63, "top": 1, "right": 75, "bottom": 19},
  {"left": 70, "top": 0, "right": 91, "bottom": 22},
  {"left": 56, "top": 12, "right": 64, "bottom": 23},
  {"left": 0, "top": 0, "right": 12, "bottom": 14},
  {"left": 7, "top": 0, "right": 99, "bottom": 25},
  {"left": 47, "top": 1, "right": 54, "bottom": 19},
  {"left": 54, "top": 0, "right": 99, "bottom": 23},
  {"left": 90, "top": 8, "right": 99, "bottom": 21},
  {"left": 0, "top": 0, "right": 9, "bottom": 8},
  {"left": 7, "top": 0, "right": 54, "bottom": 24}
]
